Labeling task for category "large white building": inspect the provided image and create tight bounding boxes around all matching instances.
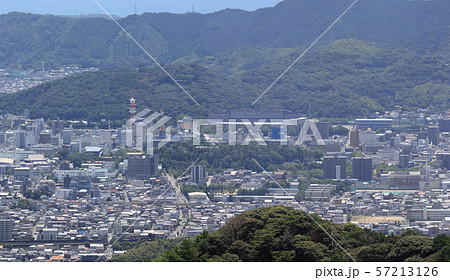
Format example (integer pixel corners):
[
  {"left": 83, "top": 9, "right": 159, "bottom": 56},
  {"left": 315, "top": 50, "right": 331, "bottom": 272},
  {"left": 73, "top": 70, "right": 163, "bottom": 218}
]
[{"left": 38, "top": 228, "right": 58, "bottom": 241}]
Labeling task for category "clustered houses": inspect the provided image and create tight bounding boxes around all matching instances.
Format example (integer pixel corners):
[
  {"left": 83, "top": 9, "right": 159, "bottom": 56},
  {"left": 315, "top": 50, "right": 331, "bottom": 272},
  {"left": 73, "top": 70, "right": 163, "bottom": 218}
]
[
  {"left": 0, "top": 67, "right": 98, "bottom": 95},
  {"left": 0, "top": 109, "right": 450, "bottom": 261},
  {"left": 0, "top": 172, "right": 303, "bottom": 262}
]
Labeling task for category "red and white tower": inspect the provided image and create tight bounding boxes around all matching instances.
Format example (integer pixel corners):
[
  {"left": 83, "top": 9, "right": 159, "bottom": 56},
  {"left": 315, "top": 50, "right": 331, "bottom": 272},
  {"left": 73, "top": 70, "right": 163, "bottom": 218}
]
[{"left": 129, "top": 93, "right": 136, "bottom": 119}]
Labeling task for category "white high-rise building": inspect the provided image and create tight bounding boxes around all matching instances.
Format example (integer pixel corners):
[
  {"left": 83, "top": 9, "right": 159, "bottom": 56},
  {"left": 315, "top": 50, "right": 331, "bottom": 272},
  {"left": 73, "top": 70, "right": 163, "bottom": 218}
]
[
  {"left": 14, "top": 130, "right": 26, "bottom": 149},
  {"left": 191, "top": 165, "right": 207, "bottom": 185},
  {"left": 62, "top": 126, "right": 74, "bottom": 145}
]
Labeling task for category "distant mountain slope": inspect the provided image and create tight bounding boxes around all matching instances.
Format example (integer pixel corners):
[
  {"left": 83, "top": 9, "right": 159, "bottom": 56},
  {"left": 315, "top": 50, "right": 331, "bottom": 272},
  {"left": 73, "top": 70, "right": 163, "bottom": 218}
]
[
  {"left": 396, "top": 26, "right": 450, "bottom": 56},
  {"left": 0, "top": 64, "right": 255, "bottom": 121},
  {"left": 0, "top": 39, "right": 448, "bottom": 121},
  {"left": 0, "top": 0, "right": 448, "bottom": 69},
  {"left": 243, "top": 39, "right": 450, "bottom": 115}
]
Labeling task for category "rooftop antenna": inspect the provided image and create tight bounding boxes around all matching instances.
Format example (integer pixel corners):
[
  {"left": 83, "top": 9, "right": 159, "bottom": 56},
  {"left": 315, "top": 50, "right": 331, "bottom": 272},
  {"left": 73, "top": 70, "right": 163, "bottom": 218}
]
[{"left": 135, "top": 3, "right": 137, "bottom": 15}]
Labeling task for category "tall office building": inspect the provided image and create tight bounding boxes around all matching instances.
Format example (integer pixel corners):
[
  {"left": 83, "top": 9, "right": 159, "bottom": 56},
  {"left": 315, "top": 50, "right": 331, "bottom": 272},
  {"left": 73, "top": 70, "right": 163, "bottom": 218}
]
[
  {"left": 126, "top": 154, "right": 158, "bottom": 179},
  {"left": 39, "top": 131, "right": 52, "bottom": 144},
  {"left": 295, "top": 119, "right": 329, "bottom": 140},
  {"left": 70, "top": 141, "right": 82, "bottom": 153},
  {"left": 51, "top": 135, "right": 60, "bottom": 146},
  {"left": 438, "top": 119, "right": 450, "bottom": 132},
  {"left": 349, "top": 126, "right": 360, "bottom": 147},
  {"left": 399, "top": 154, "right": 410, "bottom": 169},
  {"left": 62, "top": 127, "right": 74, "bottom": 145},
  {"left": 0, "top": 131, "right": 5, "bottom": 144},
  {"left": 443, "top": 154, "right": 450, "bottom": 170},
  {"left": 14, "top": 130, "right": 26, "bottom": 149},
  {"left": 0, "top": 219, "right": 12, "bottom": 241},
  {"left": 63, "top": 175, "right": 72, "bottom": 189},
  {"left": 25, "top": 132, "right": 36, "bottom": 147},
  {"left": 316, "top": 121, "right": 330, "bottom": 139},
  {"left": 417, "top": 130, "right": 427, "bottom": 140},
  {"left": 323, "top": 155, "right": 346, "bottom": 180},
  {"left": 352, "top": 157, "right": 373, "bottom": 182},
  {"left": 191, "top": 165, "right": 207, "bottom": 185},
  {"left": 52, "top": 120, "right": 65, "bottom": 135},
  {"left": 384, "top": 130, "right": 392, "bottom": 142},
  {"left": 427, "top": 126, "right": 439, "bottom": 145}
]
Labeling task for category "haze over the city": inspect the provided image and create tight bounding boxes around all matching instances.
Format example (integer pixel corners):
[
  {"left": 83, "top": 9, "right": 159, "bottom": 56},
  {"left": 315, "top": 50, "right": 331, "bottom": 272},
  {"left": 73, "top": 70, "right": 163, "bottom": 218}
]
[{"left": 0, "top": 0, "right": 282, "bottom": 16}]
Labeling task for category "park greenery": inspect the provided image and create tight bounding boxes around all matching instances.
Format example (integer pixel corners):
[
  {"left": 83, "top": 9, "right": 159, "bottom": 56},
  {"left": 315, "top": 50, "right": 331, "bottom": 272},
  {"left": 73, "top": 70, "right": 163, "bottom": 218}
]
[
  {"left": 52, "top": 143, "right": 324, "bottom": 177},
  {"left": 156, "top": 143, "right": 325, "bottom": 177}
]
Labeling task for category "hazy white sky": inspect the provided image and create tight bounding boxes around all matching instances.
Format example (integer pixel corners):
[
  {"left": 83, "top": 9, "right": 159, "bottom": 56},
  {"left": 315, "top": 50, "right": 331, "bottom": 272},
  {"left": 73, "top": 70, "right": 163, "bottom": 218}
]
[{"left": 0, "top": 0, "right": 283, "bottom": 16}]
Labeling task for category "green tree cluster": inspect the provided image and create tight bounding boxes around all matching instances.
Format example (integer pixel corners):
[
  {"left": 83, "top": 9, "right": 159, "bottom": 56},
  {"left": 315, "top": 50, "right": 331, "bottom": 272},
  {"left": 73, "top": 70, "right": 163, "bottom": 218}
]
[
  {"left": 157, "top": 143, "right": 324, "bottom": 177},
  {"left": 109, "top": 239, "right": 182, "bottom": 262},
  {"left": 111, "top": 206, "right": 447, "bottom": 262},
  {"left": 11, "top": 199, "right": 33, "bottom": 210},
  {"left": 22, "top": 190, "right": 42, "bottom": 200},
  {"left": 154, "top": 207, "right": 441, "bottom": 262}
]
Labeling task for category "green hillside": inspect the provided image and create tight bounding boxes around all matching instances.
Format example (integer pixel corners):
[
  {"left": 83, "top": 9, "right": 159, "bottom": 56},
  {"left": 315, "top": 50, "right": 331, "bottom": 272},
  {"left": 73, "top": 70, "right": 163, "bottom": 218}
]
[
  {"left": 0, "top": 39, "right": 448, "bottom": 120},
  {"left": 111, "top": 206, "right": 450, "bottom": 262},
  {"left": 0, "top": 0, "right": 449, "bottom": 69},
  {"left": 0, "top": 64, "right": 255, "bottom": 121}
]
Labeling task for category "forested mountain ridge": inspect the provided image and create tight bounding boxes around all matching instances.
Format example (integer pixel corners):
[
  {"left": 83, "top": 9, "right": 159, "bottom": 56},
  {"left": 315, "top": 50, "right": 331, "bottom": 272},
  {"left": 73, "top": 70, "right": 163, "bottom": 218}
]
[
  {"left": 110, "top": 206, "right": 450, "bottom": 262},
  {"left": 0, "top": 64, "right": 254, "bottom": 121},
  {"left": 0, "top": 0, "right": 449, "bottom": 69},
  {"left": 396, "top": 26, "right": 450, "bottom": 56},
  {"left": 0, "top": 39, "right": 448, "bottom": 120}
]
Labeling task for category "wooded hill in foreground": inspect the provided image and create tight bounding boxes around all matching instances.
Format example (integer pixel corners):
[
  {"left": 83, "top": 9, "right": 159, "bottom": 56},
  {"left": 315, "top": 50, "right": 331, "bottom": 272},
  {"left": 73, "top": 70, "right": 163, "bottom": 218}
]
[{"left": 111, "top": 206, "right": 450, "bottom": 262}]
